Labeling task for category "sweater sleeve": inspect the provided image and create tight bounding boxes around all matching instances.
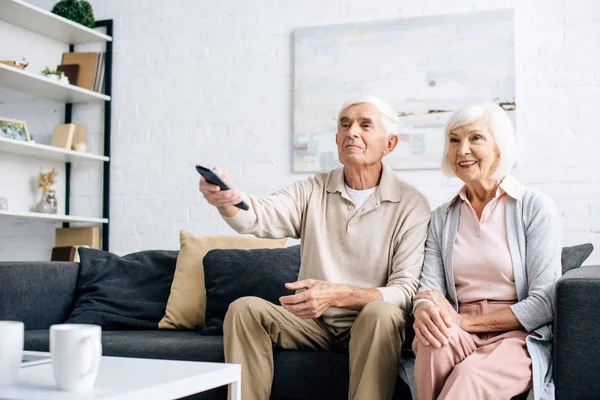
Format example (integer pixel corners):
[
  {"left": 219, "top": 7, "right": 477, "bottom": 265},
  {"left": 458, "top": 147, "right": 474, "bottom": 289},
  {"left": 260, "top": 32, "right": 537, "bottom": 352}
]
[
  {"left": 222, "top": 178, "right": 314, "bottom": 239},
  {"left": 412, "top": 206, "right": 449, "bottom": 313},
  {"left": 377, "top": 197, "right": 431, "bottom": 312},
  {"left": 510, "top": 193, "right": 563, "bottom": 332}
]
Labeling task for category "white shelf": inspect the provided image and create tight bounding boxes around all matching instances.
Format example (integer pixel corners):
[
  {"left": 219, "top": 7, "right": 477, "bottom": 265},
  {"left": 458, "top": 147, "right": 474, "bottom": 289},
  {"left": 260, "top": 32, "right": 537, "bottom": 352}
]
[
  {"left": 0, "top": 210, "right": 107, "bottom": 224},
  {"left": 0, "top": 63, "right": 110, "bottom": 103},
  {"left": 0, "top": 0, "right": 112, "bottom": 44},
  {"left": 0, "top": 137, "right": 109, "bottom": 163}
]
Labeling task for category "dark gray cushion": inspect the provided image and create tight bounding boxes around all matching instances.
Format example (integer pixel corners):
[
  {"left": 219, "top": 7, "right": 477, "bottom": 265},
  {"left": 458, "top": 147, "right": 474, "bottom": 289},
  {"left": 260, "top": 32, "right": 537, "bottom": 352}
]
[
  {"left": 26, "top": 329, "right": 225, "bottom": 362},
  {"left": 561, "top": 243, "right": 594, "bottom": 274},
  {"left": 202, "top": 245, "right": 301, "bottom": 335},
  {"left": 66, "top": 249, "right": 178, "bottom": 329},
  {"left": 0, "top": 262, "right": 78, "bottom": 330}
]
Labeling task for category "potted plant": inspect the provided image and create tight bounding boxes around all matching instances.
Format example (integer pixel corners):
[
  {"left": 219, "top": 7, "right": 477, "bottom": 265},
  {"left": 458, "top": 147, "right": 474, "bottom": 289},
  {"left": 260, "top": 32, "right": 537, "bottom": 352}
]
[
  {"left": 41, "top": 67, "right": 69, "bottom": 84},
  {"left": 51, "top": 0, "right": 95, "bottom": 28}
]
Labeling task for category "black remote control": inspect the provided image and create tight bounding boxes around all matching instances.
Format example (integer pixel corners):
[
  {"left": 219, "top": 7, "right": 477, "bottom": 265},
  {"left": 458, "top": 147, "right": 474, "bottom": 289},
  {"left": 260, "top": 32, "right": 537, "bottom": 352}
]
[{"left": 195, "top": 165, "right": 249, "bottom": 211}]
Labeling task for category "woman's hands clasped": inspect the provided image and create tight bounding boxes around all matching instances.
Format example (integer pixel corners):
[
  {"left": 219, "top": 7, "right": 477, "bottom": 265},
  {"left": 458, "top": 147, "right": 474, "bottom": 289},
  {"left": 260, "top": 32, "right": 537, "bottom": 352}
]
[{"left": 413, "top": 290, "right": 464, "bottom": 348}]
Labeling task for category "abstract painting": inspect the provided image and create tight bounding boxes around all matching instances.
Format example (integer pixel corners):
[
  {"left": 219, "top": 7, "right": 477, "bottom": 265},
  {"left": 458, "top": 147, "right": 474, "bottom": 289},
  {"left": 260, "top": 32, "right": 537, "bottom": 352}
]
[{"left": 293, "top": 9, "right": 515, "bottom": 172}]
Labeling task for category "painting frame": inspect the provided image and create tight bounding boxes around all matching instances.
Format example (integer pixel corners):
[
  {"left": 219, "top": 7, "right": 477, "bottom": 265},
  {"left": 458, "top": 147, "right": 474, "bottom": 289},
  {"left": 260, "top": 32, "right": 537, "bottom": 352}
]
[
  {"left": 293, "top": 9, "right": 516, "bottom": 172},
  {"left": 0, "top": 117, "right": 31, "bottom": 142}
]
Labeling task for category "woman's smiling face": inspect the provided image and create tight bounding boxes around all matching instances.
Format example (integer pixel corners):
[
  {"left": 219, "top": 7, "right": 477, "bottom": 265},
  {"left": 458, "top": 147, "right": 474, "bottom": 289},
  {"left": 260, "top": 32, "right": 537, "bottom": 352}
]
[{"left": 447, "top": 120, "right": 500, "bottom": 184}]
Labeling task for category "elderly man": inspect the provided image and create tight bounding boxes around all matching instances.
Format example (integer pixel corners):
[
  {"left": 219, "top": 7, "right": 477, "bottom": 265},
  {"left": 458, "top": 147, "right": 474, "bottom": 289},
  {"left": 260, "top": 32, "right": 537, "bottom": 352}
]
[{"left": 199, "top": 96, "right": 431, "bottom": 400}]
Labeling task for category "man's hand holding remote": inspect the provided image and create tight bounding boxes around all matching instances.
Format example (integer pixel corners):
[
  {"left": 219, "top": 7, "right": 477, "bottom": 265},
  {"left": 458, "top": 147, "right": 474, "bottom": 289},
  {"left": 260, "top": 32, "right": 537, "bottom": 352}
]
[{"left": 198, "top": 166, "right": 244, "bottom": 217}]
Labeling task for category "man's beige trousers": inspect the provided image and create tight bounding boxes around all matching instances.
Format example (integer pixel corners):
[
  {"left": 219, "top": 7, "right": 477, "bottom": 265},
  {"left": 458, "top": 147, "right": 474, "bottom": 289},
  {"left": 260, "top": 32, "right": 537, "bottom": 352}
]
[{"left": 223, "top": 296, "right": 407, "bottom": 400}]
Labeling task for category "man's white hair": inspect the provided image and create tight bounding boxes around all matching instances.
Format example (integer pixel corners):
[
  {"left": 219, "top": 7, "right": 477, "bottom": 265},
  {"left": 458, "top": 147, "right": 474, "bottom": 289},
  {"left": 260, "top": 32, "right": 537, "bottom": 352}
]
[
  {"left": 441, "top": 103, "right": 517, "bottom": 181},
  {"left": 338, "top": 96, "right": 399, "bottom": 137}
]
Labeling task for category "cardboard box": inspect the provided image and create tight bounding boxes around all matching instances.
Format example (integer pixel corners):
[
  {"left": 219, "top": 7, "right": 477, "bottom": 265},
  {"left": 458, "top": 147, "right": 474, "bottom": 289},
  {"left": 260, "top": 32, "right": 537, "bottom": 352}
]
[
  {"left": 57, "top": 64, "right": 80, "bottom": 86},
  {"left": 61, "top": 52, "right": 99, "bottom": 91},
  {"left": 51, "top": 124, "right": 76, "bottom": 150},
  {"left": 51, "top": 246, "right": 77, "bottom": 262},
  {"left": 55, "top": 227, "right": 101, "bottom": 250},
  {"left": 72, "top": 124, "right": 87, "bottom": 149}
]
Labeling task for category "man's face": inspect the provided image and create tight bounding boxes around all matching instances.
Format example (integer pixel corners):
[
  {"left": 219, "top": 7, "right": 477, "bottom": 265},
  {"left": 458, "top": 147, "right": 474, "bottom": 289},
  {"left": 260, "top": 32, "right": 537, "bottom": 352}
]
[{"left": 335, "top": 103, "right": 397, "bottom": 168}]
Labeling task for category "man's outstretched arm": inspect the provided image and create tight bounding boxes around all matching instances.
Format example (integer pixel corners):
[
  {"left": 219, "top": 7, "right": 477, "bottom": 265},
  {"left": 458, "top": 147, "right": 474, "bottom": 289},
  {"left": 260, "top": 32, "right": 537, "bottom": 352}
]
[{"left": 199, "top": 166, "right": 312, "bottom": 239}]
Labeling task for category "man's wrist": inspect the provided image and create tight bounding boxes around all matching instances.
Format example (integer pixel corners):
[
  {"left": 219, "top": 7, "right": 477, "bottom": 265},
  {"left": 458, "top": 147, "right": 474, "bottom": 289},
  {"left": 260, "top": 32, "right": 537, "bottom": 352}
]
[
  {"left": 330, "top": 283, "right": 349, "bottom": 308},
  {"left": 218, "top": 205, "right": 240, "bottom": 218}
]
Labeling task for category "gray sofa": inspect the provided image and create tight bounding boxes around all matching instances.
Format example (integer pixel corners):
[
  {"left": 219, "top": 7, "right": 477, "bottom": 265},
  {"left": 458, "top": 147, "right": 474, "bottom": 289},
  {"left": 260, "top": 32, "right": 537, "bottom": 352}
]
[
  {"left": 1, "top": 248, "right": 599, "bottom": 400},
  {"left": 0, "top": 251, "right": 410, "bottom": 400}
]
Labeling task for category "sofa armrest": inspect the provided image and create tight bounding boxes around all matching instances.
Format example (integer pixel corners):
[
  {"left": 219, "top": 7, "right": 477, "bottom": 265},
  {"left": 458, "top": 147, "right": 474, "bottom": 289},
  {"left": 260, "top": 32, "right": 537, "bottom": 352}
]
[
  {"left": 0, "top": 262, "right": 79, "bottom": 330},
  {"left": 555, "top": 265, "right": 600, "bottom": 400}
]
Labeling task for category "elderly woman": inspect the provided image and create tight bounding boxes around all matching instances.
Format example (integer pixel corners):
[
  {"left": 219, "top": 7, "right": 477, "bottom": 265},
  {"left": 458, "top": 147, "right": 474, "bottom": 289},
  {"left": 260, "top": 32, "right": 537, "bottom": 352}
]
[{"left": 412, "top": 103, "right": 562, "bottom": 400}]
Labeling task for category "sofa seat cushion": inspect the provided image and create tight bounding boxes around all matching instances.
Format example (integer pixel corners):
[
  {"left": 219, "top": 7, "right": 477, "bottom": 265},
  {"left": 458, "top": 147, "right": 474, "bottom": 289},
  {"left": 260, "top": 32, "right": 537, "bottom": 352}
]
[{"left": 25, "top": 330, "right": 225, "bottom": 363}]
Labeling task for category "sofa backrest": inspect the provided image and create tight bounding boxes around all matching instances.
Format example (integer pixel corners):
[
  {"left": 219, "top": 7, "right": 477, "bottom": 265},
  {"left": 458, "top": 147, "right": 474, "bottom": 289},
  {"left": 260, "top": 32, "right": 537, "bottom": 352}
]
[{"left": 0, "top": 262, "right": 79, "bottom": 330}]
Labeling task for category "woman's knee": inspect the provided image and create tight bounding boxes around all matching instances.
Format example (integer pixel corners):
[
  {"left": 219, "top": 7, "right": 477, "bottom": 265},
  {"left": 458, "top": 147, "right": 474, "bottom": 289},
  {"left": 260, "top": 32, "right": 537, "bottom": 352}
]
[{"left": 414, "top": 323, "right": 464, "bottom": 360}]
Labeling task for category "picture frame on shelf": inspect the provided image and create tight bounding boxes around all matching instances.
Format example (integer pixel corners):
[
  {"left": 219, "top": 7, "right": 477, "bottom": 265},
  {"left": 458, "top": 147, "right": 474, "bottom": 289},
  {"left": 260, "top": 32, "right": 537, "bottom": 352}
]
[{"left": 0, "top": 117, "right": 30, "bottom": 142}]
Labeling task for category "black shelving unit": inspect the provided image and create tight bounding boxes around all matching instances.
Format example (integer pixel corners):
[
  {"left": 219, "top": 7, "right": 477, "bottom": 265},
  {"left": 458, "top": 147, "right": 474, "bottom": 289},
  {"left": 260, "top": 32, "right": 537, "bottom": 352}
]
[{"left": 62, "top": 19, "right": 113, "bottom": 251}]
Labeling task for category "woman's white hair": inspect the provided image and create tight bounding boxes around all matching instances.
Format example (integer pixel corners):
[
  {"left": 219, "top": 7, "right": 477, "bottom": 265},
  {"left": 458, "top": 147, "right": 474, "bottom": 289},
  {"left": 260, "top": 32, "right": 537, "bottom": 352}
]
[
  {"left": 441, "top": 103, "right": 517, "bottom": 181},
  {"left": 338, "top": 96, "right": 399, "bottom": 137}
]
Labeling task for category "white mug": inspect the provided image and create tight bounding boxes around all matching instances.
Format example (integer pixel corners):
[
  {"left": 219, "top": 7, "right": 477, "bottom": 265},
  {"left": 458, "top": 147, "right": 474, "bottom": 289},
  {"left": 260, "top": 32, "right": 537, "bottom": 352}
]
[
  {"left": 0, "top": 321, "right": 24, "bottom": 387},
  {"left": 50, "top": 324, "right": 102, "bottom": 392}
]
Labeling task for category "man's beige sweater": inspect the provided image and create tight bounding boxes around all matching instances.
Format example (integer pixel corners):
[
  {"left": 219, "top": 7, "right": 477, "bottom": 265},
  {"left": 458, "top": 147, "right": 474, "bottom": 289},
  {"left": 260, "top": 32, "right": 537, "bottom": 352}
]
[{"left": 223, "top": 162, "right": 431, "bottom": 328}]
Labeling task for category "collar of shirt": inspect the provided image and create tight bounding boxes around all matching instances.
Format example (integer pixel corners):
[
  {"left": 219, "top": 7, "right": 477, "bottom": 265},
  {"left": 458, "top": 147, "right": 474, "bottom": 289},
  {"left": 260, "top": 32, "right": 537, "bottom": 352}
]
[
  {"left": 326, "top": 161, "right": 402, "bottom": 203},
  {"left": 447, "top": 174, "right": 522, "bottom": 210}
]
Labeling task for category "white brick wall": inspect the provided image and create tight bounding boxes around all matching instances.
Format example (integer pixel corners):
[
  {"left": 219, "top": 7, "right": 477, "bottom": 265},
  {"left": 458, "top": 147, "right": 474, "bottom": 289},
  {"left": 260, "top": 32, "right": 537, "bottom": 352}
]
[{"left": 1, "top": 0, "right": 599, "bottom": 265}]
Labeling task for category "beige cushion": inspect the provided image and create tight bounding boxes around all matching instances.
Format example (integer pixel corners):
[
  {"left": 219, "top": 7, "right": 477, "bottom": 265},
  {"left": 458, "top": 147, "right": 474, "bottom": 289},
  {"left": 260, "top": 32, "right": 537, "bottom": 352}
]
[{"left": 159, "top": 230, "right": 287, "bottom": 329}]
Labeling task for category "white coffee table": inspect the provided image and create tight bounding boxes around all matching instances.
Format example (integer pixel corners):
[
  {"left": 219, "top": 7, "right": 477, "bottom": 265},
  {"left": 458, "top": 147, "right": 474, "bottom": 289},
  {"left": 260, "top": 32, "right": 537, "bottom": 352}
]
[{"left": 1, "top": 351, "right": 241, "bottom": 400}]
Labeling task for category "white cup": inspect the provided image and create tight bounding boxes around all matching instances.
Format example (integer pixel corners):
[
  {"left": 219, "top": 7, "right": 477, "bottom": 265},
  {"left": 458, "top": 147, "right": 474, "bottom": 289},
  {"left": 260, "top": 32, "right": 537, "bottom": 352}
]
[
  {"left": 50, "top": 324, "right": 102, "bottom": 392},
  {"left": 0, "top": 321, "right": 24, "bottom": 387}
]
